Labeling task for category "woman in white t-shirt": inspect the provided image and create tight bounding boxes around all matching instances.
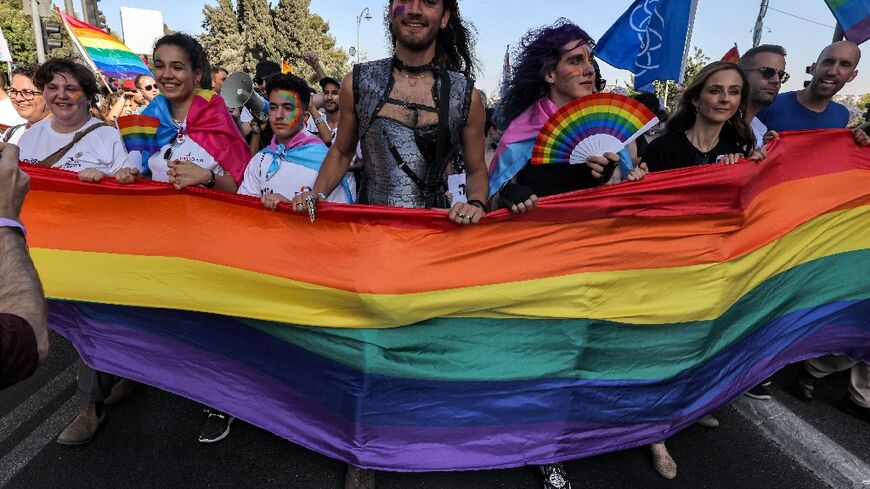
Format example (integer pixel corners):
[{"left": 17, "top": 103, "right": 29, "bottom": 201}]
[
  {"left": 123, "top": 34, "right": 248, "bottom": 192},
  {"left": 17, "top": 58, "right": 133, "bottom": 182},
  {"left": 1, "top": 65, "right": 51, "bottom": 145}
]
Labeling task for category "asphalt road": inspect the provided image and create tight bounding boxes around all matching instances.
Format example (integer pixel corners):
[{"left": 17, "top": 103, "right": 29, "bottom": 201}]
[{"left": 1, "top": 331, "right": 866, "bottom": 489}]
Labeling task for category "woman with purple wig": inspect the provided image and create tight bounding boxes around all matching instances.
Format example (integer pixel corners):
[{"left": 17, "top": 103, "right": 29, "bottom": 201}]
[
  {"left": 487, "top": 19, "right": 649, "bottom": 489},
  {"left": 487, "top": 19, "right": 646, "bottom": 216}
]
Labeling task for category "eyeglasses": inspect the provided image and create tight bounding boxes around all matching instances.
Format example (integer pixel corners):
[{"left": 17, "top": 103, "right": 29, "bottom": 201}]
[
  {"left": 8, "top": 88, "right": 42, "bottom": 100},
  {"left": 749, "top": 67, "right": 790, "bottom": 83},
  {"left": 141, "top": 84, "right": 157, "bottom": 91},
  {"left": 253, "top": 78, "right": 264, "bottom": 85}
]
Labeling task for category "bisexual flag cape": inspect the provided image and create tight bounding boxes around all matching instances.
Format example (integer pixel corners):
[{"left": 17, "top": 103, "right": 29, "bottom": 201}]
[
  {"left": 22, "top": 129, "right": 870, "bottom": 471},
  {"left": 118, "top": 90, "right": 248, "bottom": 183},
  {"left": 488, "top": 97, "right": 633, "bottom": 198}
]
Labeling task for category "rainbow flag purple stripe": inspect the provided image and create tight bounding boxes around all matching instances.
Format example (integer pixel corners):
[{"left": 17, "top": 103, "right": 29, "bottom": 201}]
[{"left": 826, "top": 0, "right": 870, "bottom": 44}]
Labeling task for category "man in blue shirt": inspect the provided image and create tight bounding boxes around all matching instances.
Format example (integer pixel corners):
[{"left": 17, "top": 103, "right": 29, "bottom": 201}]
[{"left": 758, "top": 41, "right": 859, "bottom": 131}]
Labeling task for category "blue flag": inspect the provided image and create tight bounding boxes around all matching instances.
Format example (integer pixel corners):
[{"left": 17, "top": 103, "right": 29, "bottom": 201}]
[{"left": 596, "top": 0, "right": 698, "bottom": 89}]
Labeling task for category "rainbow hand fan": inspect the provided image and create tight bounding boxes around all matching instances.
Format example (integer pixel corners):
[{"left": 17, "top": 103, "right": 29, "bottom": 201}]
[{"left": 532, "top": 93, "right": 659, "bottom": 165}]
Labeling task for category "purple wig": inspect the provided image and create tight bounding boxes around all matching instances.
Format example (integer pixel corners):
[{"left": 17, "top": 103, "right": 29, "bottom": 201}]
[{"left": 498, "top": 18, "right": 594, "bottom": 128}]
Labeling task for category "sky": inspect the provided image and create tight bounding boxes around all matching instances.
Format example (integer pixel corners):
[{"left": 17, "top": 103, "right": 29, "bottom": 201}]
[{"left": 64, "top": 0, "right": 870, "bottom": 96}]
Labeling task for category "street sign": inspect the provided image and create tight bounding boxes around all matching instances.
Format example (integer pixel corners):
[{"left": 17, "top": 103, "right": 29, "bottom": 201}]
[{"left": 21, "top": 0, "right": 53, "bottom": 17}]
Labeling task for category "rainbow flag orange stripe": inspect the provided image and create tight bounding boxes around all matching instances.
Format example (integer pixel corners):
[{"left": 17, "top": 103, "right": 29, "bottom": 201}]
[
  {"left": 116, "top": 115, "right": 160, "bottom": 153},
  {"left": 59, "top": 10, "right": 152, "bottom": 80},
  {"left": 22, "top": 129, "right": 870, "bottom": 471}
]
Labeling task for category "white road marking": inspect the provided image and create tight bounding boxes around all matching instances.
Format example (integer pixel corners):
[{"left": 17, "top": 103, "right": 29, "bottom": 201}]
[
  {"left": 0, "top": 364, "right": 76, "bottom": 444},
  {"left": 733, "top": 396, "right": 870, "bottom": 489}
]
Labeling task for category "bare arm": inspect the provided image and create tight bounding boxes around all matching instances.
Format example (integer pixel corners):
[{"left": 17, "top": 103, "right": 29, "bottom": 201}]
[
  {"left": 0, "top": 143, "right": 48, "bottom": 363},
  {"left": 445, "top": 89, "right": 488, "bottom": 225},
  {"left": 303, "top": 52, "right": 328, "bottom": 84},
  {"left": 292, "top": 72, "right": 357, "bottom": 211},
  {"left": 459, "top": 89, "right": 488, "bottom": 202}
]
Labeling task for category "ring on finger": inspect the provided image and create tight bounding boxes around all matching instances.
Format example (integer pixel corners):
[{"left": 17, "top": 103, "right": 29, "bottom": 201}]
[{"left": 457, "top": 213, "right": 466, "bottom": 219}]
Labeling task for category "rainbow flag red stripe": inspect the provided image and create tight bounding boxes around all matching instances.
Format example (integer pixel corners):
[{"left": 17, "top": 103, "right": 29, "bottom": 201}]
[
  {"left": 59, "top": 9, "right": 152, "bottom": 80},
  {"left": 22, "top": 130, "right": 870, "bottom": 471},
  {"left": 116, "top": 115, "right": 161, "bottom": 154}
]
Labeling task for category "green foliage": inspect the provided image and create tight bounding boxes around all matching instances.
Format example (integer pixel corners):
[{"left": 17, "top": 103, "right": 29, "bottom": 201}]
[
  {"left": 0, "top": 1, "right": 79, "bottom": 65},
  {"left": 1, "top": 0, "right": 38, "bottom": 64},
  {"left": 200, "top": 0, "right": 348, "bottom": 80},
  {"left": 200, "top": 0, "right": 244, "bottom": 72},
  {"left": 237, "top": 0, "right": 277, "bottom": 73},
  {"left": 653, "top": 47, "right": 710, "bottom": 112},
  {"left": 272, "top": 0, "right": 349, "bottom": 81}
]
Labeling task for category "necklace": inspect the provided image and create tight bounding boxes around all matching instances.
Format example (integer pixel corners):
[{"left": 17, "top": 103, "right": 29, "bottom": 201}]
[
  {"left": 392, "top": 56, "right": 438, "bottom": 74},
  {"left": 394, "top": 70, "right": 430, "bottom": 79}
]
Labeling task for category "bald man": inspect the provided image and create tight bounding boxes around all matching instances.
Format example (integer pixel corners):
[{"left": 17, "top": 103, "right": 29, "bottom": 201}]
[{"left": 758, "top": 41, "right": 860, "bottom": 131}]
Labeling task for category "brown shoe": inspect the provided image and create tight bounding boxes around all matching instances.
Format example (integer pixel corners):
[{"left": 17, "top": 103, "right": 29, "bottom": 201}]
[
  {"left": 57, "top": 403, "right": 105, "bottom": 446},
  {"left": 105, "top": 379, "right": 137, "bottom": 405},
  {"left": 344, "top": 465, "right": 376, "bottom": 489},
  {"left": 651, "top": 443, "right": 677, "bottom": 480}
]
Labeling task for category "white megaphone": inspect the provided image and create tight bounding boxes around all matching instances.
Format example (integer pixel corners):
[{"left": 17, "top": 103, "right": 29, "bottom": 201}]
[{"left": 220, "top": 71, "right": 269, "bottom": 119}]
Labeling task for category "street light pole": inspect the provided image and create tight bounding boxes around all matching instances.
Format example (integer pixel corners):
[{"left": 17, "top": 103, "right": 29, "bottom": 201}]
[{"left": 355, "top": 7, "right": 372, "bottom": 65}]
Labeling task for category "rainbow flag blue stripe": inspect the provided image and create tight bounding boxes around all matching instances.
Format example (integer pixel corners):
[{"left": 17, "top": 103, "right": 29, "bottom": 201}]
[{"left": 22, "top": 129, "right": 870, "bottom": 471}]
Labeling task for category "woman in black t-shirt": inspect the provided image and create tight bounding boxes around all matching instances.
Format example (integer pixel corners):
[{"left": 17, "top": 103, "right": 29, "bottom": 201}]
[
  {"left": 643, "top": 61, "right": 766, "bottom": 173},
  {"left": 641, "top": 62, "right": 767, "bottom": 481}
]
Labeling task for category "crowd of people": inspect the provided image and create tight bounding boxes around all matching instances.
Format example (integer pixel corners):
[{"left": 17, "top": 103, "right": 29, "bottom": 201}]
[{"left": 1, "top": 1, "right": 868, "bottom": 488}]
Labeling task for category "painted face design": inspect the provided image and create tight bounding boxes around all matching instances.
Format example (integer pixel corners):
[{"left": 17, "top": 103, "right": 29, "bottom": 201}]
[
  {"left": 392, "top": 4, "right": 406, "bottom": 18},
  {"left": 277, "top": 90, "right": 303, "bottom": 126}
]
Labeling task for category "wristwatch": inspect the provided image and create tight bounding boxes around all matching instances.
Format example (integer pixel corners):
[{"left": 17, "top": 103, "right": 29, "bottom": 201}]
[
  {"left": 203, "top": 170, "right": 216, "bottom": 189},
  {"left": 0, "top": 218, "right": 26, "bottom": 238}
]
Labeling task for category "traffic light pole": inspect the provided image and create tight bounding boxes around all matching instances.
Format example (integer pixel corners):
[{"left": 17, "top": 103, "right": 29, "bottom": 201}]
[{"left": 30, "top": 0, "right": 46, "bottom": 63}]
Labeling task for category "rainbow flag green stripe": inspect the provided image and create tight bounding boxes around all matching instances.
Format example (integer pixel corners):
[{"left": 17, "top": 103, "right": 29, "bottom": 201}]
[{"left": 24, "top": 129, "right": 870, "bottom": 471}]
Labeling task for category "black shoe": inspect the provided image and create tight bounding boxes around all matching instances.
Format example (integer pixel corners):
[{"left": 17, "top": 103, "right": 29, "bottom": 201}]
[
  {"left": 539, "top": 463, "right": 572, "bottom": 489},
  {"left": 198, "top": 408, "right": 234, "bottom": 443},
  {"left": 745, "top": 383, "right": 772, "bottom": 400},
  {"left": 796, "top": 365, "right": 817, "bottom": 402},
  {"left": 839, "top": 395, "right": 870, "bottom": 423}
]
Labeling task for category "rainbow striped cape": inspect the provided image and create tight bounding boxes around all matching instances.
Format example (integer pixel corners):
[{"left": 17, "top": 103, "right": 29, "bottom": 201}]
[{"left": 22, "top": 130, "right": 870, "bottom": 471}]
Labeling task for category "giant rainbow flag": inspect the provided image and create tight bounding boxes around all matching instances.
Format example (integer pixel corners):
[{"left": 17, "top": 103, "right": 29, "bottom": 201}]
[
  {"left": 58, "top": 9, "right": 152, "bottom": 80},
  {"left": 22, "top": 130, "right": 870, "bottom": 471}
]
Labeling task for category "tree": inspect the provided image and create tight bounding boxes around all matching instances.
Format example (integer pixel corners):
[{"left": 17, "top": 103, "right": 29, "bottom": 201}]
[
  {"left": 652, "top": 47, "right": 710, "bottom": 112},
  {"left": 237, "top": 0, "right": 277, "bottom": 73},
  {"left": 272, "top": 1, "right": 349, "bottom": 81},
  {"left": 1, "top": 1, "right": 77, "bottom": 65},
  {"left": 200, "top": 0, "right": 244, "bottom": 72}
]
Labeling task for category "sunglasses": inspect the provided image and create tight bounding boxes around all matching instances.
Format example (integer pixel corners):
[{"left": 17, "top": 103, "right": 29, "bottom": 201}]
[
  {"left": 749, "top": 67, "right": 790, "bottom": 83},
  {"left": 141, "top": 84, "right": 157, "bottom": 91}
]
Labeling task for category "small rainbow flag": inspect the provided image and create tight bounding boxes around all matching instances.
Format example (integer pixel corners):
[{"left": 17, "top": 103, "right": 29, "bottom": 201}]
[
  {"left": 116, "top": 115, "right": 161, "bottom": 154},
  {"left": 58, "top": 9, "right": 152, "bottom": 80},
  {"left": 826, "top": 0, "right": 870, "bottom": 44},
  {"left": 21, "top": 130, "right": 870, "bottom": 471}
]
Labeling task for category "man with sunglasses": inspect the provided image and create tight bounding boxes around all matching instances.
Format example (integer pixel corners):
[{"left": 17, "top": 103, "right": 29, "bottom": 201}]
[
  {"left": 757, "top": 41, "right": 861, "bottom": 132},
  {"left": 738, "top": 44, "right": 788, "bottom": 149},
  {"left": 134, "top": 74, "right": 159, "bottom": 114},
  {"left": 0, "top": 72, "right": 26, "bottom": 128}
]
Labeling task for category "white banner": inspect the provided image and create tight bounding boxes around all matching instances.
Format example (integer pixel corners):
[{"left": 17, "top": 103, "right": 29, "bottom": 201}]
[{"left": 0, "top": 27, "right": 13, "bottom": 63}]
